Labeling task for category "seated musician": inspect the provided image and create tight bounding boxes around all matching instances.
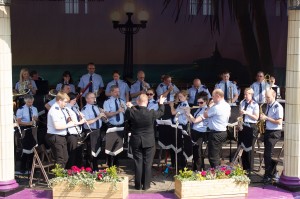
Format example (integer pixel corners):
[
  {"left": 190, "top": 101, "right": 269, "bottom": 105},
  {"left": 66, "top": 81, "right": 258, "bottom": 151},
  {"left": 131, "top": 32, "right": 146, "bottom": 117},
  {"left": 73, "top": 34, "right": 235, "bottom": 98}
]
[
  {"left": 15, "top": 94, "right": 38, "bottom": 174},
  {"left": 187, "top": 92, "right": 209, "bottom": 171},
  {"left": 238, "top": 88, "right": 259, "bottom": 173},
  {"left": 81, "top": 92, "right": 106, "bottom": 171},
  {"left": 215, "top": 71, "right": 238, "bottom": 103},
  {"left": 45, "top": 84, "right": 71, "bottom": 111},
  {"left": 103, "top": 85, "right": 127, "bottom": 168}
]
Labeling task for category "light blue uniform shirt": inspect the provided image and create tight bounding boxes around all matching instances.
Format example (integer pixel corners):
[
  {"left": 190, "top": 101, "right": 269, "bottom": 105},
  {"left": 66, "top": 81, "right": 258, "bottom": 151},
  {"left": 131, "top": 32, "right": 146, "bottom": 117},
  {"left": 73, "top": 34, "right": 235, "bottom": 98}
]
[
  {"left": 250, "top": 81, "right": 270, "bottom": 103},
  {"left": 207, "top": 99, "right": 231, "bottom": 131},
  {"left": 65, "top": 104, "right": 82, "bottom": 134},
  {"left": 265, "top": 101, "right": 283, "bottom": 130},
  {"left": 130, "top": 80, "right": 150, "bottom": 104},
  {"left": 192, "top": 106, "right": 208, "bottom": 133},
  {"left": 215, "top": 81, "right": 238, "bottom": 101},
  {"left": 173, "top": 101, "right": 189, "bottom": 125},
  {"left": 47, "top": 103, "right": 68, "bottom": 136},
  {"left": 188, "top": 85, "right": 211, "bottom": 104},
  {"left": 56, "top": 83, "right": 76, "bottom": 93},
  {"left": 147, "top": 99, "right": 159, "bottom": 111},
  {"left": 78, "top": 73, "right": 104, "bottom": 97},
  {"left": 239, "top": 100, "right": 259, "bottom": 123},
  {"left": 81, "top": 104, "right": 102, "bottom": 129},
  {"left": 105, "top": 80, "right": 130, "bottom": 102},
  {"left": 103, "top": 97, "right": 127, "bottom": 126},
  {"left": 156, "top": 83, "right": 179, "bottom": 102},
  {"left": 15, "top": 80, "right": 37, "bottom": 95},
  {"left": 16, "top": 105, "right": 38, "bottom": 123}
]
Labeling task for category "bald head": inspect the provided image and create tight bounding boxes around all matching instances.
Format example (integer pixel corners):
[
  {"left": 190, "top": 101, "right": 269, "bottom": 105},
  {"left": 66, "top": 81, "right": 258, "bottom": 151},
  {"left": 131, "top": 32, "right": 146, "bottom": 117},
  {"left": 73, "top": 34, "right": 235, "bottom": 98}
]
[
  {"left": 137, "top": 94, "right": 148, "bottom": 106},
  {"left": 193, "top": 78, "right": 201, "bottom": 88}
]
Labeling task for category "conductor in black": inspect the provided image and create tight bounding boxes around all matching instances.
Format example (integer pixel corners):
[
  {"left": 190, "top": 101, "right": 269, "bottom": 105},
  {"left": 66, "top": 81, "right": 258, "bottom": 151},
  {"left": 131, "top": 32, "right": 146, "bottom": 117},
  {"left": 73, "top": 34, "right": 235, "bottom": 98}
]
[{"left": 125, "top": 94, "right": 166, "bottom": 190}]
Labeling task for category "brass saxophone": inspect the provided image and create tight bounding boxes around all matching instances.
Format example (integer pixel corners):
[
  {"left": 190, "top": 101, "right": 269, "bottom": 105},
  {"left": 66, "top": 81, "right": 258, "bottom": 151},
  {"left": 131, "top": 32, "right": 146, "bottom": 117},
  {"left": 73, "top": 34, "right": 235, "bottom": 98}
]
[{"left": 257, "top": 103, "right": 266, "bottom": 134}]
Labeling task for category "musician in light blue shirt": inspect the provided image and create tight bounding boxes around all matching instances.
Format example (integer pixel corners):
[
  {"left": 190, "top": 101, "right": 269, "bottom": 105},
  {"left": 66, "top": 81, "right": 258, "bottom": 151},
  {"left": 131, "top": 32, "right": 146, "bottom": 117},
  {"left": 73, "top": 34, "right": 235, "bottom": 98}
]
[
  {"left": 250, "top": 71, "right": 270, "bottom": 104},
  {"left": 188, "top": 78, "right": 211, "bottom": 106},
  {"left": 56, "top": 71, "right": 76, "bottom": 93},
  {"left": 215, "top": 71, "right": 238, "bottom": 103},
  {"left": 169, "top": 90, "right": 190, "bottom": 126},
  {"left": 156, "top": 75, "right": 179, "bottom": 103},
  {"left": 105, "top": 71, "right": 130, "bottom": 102},
  {"left": 146, "top": 89, "right": 158, "bottom": 111},
  {"left": 130, "top": 71, "right": 150, "bottom": 105},
  {"left": 187, "top": 94, "right": 209, "bottom": 171},
  {"left": 16, "top": 95, "right": 38, "bottom": 126},
  {"left": 78, "top": 63, "right": 104, "bottom": 97}
]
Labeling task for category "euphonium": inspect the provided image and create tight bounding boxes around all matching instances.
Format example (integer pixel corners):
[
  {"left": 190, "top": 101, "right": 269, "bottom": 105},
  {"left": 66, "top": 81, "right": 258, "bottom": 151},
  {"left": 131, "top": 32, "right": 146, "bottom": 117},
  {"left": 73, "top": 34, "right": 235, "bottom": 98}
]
[{"left": 257, "top": 103, "right": 266, "bottom": 134}]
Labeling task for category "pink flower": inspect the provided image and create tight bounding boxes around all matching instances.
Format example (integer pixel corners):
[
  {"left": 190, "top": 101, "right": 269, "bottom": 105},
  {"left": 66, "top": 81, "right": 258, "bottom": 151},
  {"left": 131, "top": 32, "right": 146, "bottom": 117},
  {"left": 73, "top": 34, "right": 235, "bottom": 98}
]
[
  {"left": 71, "top": 166, "right": 80, "bottom": 173},
  {"left": 220, "top": 167, "right": 226, "bottom": 171},
  {"left": 98, "top": 173, "right": 103, "bottom": 180},
  {"left": 67, "top": 169, "right": 72, "bottom": 176},
  {"left": 81, "top": 166, "right": 85, "bottom": 171},
  {"left": 85, "top": 167, "right": 92, "bottom": 173},
  {"left": 225, "top": 170, "right": 231, "bottom": 175},
  {"left": 201, "top": 171, "right": 207, "bottom": 176}
]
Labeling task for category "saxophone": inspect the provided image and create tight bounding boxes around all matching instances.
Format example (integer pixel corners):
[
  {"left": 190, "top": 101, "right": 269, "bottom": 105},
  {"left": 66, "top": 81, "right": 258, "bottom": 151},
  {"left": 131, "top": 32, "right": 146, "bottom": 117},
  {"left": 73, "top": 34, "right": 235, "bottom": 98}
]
[{"left": 257, "top": 103, "right": 266, "bottom": 134}]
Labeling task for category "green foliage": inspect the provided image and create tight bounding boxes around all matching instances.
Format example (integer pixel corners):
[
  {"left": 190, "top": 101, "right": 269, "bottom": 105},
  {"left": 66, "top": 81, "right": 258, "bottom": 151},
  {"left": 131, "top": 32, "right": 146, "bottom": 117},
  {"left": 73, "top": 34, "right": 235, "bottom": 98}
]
[{"left": 51, "top": 164, "right": 67, "bottom": 177}]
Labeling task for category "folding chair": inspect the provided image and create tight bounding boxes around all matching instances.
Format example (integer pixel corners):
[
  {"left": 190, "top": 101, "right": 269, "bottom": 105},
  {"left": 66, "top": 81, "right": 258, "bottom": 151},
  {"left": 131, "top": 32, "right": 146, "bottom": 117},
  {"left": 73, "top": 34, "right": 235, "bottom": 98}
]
[
  {"left": 29, "top": 144, "right": 55, "bottom": 187},
  {"left": 232, "top": 145, "right": 244, "bottom": 166}
]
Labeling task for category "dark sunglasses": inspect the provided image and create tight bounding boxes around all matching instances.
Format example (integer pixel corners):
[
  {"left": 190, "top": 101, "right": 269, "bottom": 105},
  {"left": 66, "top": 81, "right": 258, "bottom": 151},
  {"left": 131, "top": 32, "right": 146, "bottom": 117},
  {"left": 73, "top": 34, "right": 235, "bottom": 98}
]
[
  {"left": 198, "top": 101, "right": 204, "bottom": 104},
  {"left": 146, "top": 93, "right": 154, "bottom": 96}
]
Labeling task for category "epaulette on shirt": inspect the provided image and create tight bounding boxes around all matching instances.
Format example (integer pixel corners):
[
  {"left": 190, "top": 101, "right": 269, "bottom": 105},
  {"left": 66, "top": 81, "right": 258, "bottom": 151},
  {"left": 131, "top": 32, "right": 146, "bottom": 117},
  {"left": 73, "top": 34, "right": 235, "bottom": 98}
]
[
  {"left": 152, "top": 101, "right": 157, "bottom": 104},
  {"left": 18, "top": 106, "right": 24, "bottom": 110},
  {"left": 202, "top": 85, "right": 207, "bottom": 89},
  {"left": 55, "top": 107, "right": 59, "bottom": 110},
  {"left": 82, "top": 106, "right": 86, "bottom": 110},
  {"left": 274, "top": 104, "right": 278, "bottom": 109},
  {"left": 160, "top": 83, "right": 164, "bottom": 87},
  {"left": 181, "top": 103, "right": 187, "bottom": 107},
  {"left": 131, "top": 80, "right": 137, "bottom": 85}
]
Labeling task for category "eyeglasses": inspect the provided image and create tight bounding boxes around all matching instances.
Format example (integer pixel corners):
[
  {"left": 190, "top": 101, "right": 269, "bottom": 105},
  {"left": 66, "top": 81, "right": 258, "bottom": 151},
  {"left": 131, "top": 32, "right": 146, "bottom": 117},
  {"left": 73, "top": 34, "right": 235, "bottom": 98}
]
[
  {"left": 198, "top": 101, "right": 204, "bottom": 104},
  {"left": 257, "top": 76, "right": 263, "bottom": 77},
  {"left": 146, "top": 93, "right": 154, "bottom": 96}
]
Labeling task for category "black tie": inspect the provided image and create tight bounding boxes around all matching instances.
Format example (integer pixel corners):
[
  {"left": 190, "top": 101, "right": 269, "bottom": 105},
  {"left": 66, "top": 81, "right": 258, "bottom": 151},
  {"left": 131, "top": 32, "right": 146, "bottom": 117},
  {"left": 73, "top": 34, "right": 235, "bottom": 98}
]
[
  {"left": 194, "top": 108, "right": 202, "bottom": 117},
  {"left": 166, "top": 86, "right": 170, "bottom": 101},
  {"left": 116, "top": 81, "right": 119, "bottom": 87},
  {"left": 224, "top": 82, "right": 228, "bottom": 101},
  {"left": 72, "top": 107, "right": 80, "bottom": 121},
  {"left": 89, "top": 75, "right": 93, "bottom": 92},
  {"left": 61, "top": 109, "right": 67, "bottom": 123},
  {"left": 140, "top": 82, "right": 143, "bottom": 91},
  {"left": 266, "top": 104, "right": 272, "bottom": 116},
  {"left": 115, "top": 99, "right": 120, "bottom": 122},
  {"left": 29, "top": 107, "right": 32, "bottom": 121},
  {"left": 259, "top": 83, "right": 263, "bottom": 102},
  {"left": 243, "top": 102, "right": 249, "bottom": 121},
  {"left": 194, "top": 89, "right": 199, "bottom": 106},
  {"left": 92, "top": 105, "right": 100, "bottom": 129}
]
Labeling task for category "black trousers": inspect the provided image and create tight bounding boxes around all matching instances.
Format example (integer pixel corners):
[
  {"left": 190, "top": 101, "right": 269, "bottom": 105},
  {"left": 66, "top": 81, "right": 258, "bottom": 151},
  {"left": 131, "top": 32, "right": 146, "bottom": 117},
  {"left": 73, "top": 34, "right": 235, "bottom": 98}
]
[
  {"left": 46, "top": 134, "right": 68, "bottom": 168},
  {"left": 264, "top": 130, "right": 281, "bottom": 177},
  {"left": 237, "top": 124, "right": 258, "bottom": 171},
  {"left": 207, "top": 131, "right": 227, "bottom": 168},
  {"left": 191, "top": 130, "right": 207, "bottom": 171},
  {"left": 132, "top": 145, "right": 155, "bottom": 190},
  {"left": 66, "top": 134, "right": 82, "bottom": 169}
]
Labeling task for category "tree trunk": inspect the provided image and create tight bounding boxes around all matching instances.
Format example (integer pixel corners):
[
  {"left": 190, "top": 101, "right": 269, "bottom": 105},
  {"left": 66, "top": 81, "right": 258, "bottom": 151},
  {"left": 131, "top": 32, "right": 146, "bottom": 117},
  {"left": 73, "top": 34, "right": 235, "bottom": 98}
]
[
  {"left": 234, "top": 0, "right": 261, "bottom": 78},
  {"left": 253, "top": 0, "right": 274, "bottom": 75}
]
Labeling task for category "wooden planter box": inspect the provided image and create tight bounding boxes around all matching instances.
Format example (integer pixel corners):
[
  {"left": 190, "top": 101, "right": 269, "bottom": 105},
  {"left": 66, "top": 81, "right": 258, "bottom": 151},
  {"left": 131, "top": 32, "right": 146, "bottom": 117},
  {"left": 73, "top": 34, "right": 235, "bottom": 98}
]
[
  {"left": 52, "top": 176, "right": 128, "bottom": 199},
  {"left": 175, "top": 178, "right": 248, "bottom": 199}
]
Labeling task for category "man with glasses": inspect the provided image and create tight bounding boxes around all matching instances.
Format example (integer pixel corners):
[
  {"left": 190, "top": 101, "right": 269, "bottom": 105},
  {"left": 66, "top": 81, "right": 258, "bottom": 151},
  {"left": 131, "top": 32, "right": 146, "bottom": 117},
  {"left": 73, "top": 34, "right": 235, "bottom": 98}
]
[
  {"left": 130, "top": 71, "right": 150, "bottom": 105},
  {"left": 46, "top": 92, "right": 83, "bottom": 168},
  {"left": 250, "top": 71, "right": 270, "bottom": 104}
]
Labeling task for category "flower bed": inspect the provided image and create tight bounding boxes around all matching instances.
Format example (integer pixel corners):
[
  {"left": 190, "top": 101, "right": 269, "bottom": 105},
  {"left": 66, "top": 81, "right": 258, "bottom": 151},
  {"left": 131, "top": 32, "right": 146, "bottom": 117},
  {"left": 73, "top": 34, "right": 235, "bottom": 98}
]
[
  {"left": 174, "top": 165, "right": 250, "bottom": 199},
  {"left": 50, "top": 165, "right": 128, "bottom": 199}
]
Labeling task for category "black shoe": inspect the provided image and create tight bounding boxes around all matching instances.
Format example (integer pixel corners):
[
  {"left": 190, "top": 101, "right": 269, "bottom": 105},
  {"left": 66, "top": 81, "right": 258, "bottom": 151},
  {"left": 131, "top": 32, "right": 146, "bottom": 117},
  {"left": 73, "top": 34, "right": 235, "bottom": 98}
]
[
  {"left": 135, "top": 186, "right": 142, "bottom": 190},
  {"left": 262, "top": 176, "right": 272, "bottom": 183}
]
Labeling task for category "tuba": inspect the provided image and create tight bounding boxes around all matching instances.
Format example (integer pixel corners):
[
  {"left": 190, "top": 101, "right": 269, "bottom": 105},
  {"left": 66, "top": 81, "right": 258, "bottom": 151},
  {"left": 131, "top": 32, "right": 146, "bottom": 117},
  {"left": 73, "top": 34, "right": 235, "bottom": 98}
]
[{"left": 257, "top": 103, "right": 266, "bottom": 134}]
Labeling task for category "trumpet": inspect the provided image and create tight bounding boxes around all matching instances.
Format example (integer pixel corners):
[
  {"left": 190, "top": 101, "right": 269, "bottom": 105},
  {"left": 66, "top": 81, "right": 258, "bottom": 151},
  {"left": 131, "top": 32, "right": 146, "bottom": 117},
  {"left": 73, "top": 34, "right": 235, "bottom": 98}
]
[
  {"left": 228, "top": 85, "right": 233, "bottom": 103},
  {"left": 264, "top": 74, "right": 271, "bottom": 84}
]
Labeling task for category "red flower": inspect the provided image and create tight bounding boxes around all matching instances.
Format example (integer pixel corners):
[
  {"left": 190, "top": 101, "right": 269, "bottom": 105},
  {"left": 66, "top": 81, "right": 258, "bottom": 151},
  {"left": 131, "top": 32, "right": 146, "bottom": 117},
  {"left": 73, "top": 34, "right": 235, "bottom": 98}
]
[
  {"left": 201, "top": 171, "right": 207, "bottom": 176},
  {"left": 220, "top": 167, "right": 226, "bottom": 171},
  {"left": 81, "top": 166, "right": 85, "bottom": 171},
  {"left": 71, "top": 166, "right": 80, "bottom": 173},
  {"left": 98, "top": 173, "right": 103, "bottom": 180},
  {"left": 67, "top": 169, "right": 72, "bottom": 176},
  {"left": 85, "top": 167, "right": 92, "bottom": 173},
  {"left": 225, "top": 170, "right": 231, "bottom": 175}
]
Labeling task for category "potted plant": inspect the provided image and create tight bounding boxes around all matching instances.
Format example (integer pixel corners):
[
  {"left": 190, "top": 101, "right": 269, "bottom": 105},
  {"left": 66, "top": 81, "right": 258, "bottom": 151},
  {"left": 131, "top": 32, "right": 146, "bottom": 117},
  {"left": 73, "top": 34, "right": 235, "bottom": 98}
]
[
  {"left": 50, "top": 164, "right": 128, "bottom": 199},
  {"left": 174, "top": 165, "right": 250, "bottom": 199}
]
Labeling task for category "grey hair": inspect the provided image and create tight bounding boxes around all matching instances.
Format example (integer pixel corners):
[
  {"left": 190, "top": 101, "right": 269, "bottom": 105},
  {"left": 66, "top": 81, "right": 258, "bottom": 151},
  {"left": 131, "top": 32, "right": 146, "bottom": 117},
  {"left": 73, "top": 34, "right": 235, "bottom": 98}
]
[
  {"left": 110, "top": 85, "right": 118, "bottom": 92},
  {"left": 23, "top": 94, "right": 34, "bottom": 102}
]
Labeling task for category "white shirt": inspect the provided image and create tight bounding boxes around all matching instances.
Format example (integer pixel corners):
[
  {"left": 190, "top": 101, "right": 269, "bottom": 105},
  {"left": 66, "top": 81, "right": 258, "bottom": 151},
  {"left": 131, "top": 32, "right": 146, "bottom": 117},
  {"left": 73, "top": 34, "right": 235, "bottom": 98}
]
[
  {"left": 265, "top": 101, "right": 283, "bottom": 130},
  {"left": 207, "top": 99, "right": 231, "bottom": 131},
  {"left": 47, "top": 102, "right": 68, "bottom": 136}
]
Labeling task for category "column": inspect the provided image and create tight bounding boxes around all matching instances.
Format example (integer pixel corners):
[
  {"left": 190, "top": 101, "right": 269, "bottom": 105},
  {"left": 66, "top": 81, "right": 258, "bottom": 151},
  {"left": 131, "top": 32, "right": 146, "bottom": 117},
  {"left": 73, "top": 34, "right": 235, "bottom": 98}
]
[
  {"left": 0, "top": 4, "right": 22, "bottom": 197},
  {"left": 279, "top": 8, "right": 300, "bottom": 191}
]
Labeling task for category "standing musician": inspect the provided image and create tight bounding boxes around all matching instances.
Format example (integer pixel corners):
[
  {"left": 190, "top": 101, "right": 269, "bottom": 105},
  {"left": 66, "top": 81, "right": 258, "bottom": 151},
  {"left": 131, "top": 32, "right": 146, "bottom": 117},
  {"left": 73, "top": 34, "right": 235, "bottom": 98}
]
[
  {"left": 260, "top": 89, "right": 284, "bottom": 182},
  {"left": 78, "top": 63, "right": 104, "bottom": 106},
  {"left": 146, "top": 88, "right": 158, "bottom": 111},
  {"left": 169, "top": 90, "right": 191, "bottom": 169},
  {"left": 215, "top": 71, "right": 238, "bottom": 103},
  {"left": 130, "top": 70, "right": 150, "bottom": 105},
  {"left": 81, "top": 92, "right": 106, "bottom": 170},
  {"left": 65, "top": 92, "right": 83, "bottom": 168},
  {"left": 188, "top": 78, "right": 211, "bottom": 106},
  {"left": 250, "top": 71, "right": 271, "bottom": 104},
  {"left": 105, "top": 70, "right": 130, "bottom": 102},
  {"left": 103, "top": 85, "right": 127, "bottom": 167},
  {"left": 186, "top": 93, "right": 209, "bottom": 171},
  {"left": 125, "top": 94, "right": 165, "bottom": 190},
  {"left": 204, "top": 89, "right": 231, "bottom": 168},
  {"left": 16, "top": 94, "right": 38, "bottom": 173},
  {"left": 238, "top": 88, "right": 259, "bottom": 172},
  {"left": 46, "top": 92, "right": 83, "bottom": 168}
]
